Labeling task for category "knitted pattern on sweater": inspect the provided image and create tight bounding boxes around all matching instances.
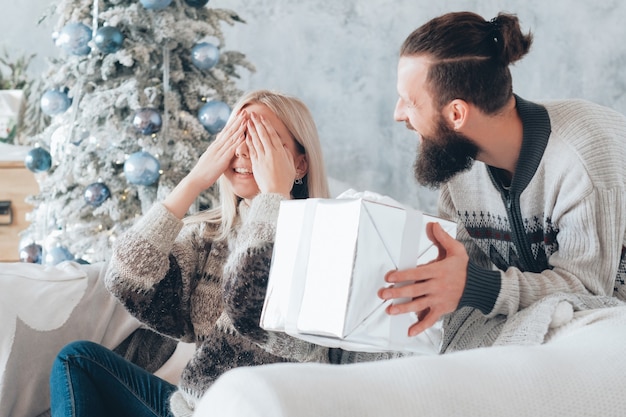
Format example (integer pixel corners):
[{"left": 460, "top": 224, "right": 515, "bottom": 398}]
[{"left": 105, "top": 193, "right": 329, "bottom": 416}]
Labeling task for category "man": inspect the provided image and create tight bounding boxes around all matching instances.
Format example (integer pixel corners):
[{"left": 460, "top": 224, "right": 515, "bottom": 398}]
[
  {"left": 192, "top": 12, "right": 626, "bottom": 416},
  {"left": 379, "top": 11, "right": 626, "bottom": 340}
]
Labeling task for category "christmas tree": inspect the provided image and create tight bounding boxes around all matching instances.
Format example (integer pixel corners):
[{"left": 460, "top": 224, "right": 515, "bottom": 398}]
[{"left": 18, "top": 0, "right": 254, "bottom": 264}]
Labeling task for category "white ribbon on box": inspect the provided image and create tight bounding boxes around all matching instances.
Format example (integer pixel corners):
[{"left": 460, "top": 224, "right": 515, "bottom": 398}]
[{"left": 260, "top": 190, "right": 456, "bottom": 354}]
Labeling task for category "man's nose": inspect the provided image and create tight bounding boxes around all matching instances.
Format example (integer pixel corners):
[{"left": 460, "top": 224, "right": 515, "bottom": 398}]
[{"left": 393, "top": 98, "right": 406, "bottom": 122}]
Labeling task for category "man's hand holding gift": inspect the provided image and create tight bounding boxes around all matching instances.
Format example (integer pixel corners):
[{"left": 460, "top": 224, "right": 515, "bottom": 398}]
[{"left": 379, "top": 222, "right": 468, "bottom": 336}]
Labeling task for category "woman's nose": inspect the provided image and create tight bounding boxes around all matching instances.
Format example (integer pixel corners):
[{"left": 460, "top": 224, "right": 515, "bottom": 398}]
[{"left": 235, "top": 141, "right": 249, "bottom": 158}]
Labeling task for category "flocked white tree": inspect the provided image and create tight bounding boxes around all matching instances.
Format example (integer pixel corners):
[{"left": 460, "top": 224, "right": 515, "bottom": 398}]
[{"left": 19, "top": 0, "right": 254, "bottom": 264}]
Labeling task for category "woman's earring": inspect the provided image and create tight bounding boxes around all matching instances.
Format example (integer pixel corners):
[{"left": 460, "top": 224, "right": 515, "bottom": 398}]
[{"left": 294, "top": 177, "right": 303, "bottom": 185}]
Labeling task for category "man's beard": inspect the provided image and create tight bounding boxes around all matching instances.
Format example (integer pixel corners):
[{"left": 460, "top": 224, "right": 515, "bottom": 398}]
[{"left": 413, "top": 115, "right": 479, "bottom": 188}]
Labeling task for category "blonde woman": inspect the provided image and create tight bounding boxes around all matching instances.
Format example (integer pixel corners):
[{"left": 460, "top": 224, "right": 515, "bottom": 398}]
[{"left": 49, "top": 90, "right": 331, "bottom": 417}]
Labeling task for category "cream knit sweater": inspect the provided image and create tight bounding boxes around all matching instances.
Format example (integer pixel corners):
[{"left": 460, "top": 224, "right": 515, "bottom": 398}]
[{"left": 438, "top": 96, "right": 626, "bottom": 351}]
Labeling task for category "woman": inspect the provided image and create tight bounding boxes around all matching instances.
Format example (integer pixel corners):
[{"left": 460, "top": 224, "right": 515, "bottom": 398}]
[{"left": 49, "top": 89, "right": 331, "bottom": 417}]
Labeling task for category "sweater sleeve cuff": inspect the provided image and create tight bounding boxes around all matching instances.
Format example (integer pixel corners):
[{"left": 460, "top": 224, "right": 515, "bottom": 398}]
[
  {"left": 246, "top": 193, "right": 285, "bottom": 225},
  {"left": 238, "top": 193, "right": 287, "bottom": 245},
  {"left": 457, "top": 261, "right": 501, "bottom": 315},
  {"left": 131, "top": 202, "right": 184, "bottom": 254}
]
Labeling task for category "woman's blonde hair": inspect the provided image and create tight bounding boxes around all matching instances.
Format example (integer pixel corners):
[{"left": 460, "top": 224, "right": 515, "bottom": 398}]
[{"left": 185, "top": 89, "right": 330, "bottom": 239}]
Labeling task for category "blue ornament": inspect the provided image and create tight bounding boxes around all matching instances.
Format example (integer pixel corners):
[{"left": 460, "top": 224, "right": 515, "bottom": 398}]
[
  {"left": 191, "top": 42, "right": 220, "bottom": 70},
  {"left": 19, "top": 243, "right": 43, "bottom": 264},
  {"left": 40, "top": 89, "right": 72, "bottom": 116},
  {"left": 140, "top": 0, "right": 172, "bottom": 10},
  {"left": 185, "top": 0, "right": 210, "bottom": 6},
  {"left": 94, "top": 26, "right": 124, "bottom": 54},
  {"left": 198, "top": 100, "right": 231, "bottom": 134},
  {"left": 25, "top": 148, "right": 52, "bottom": 173},
  {"left": 55, "top": 22, "right": 92, "bottom": 55},
  {"left": 132, "top": 108, "right": 162, "bottom": 135},
  {"left": 84, "top": 182, "right": 111, "bottom": 207},
  {"left": 45, "top": 246, "right": 74, "bottom": 265},
  {"left": 124, "top": 151, "right": 161, "bottom": 185}
]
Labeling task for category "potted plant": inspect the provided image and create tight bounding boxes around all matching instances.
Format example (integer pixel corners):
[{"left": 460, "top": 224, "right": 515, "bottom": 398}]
[{"left": 0, "top": 50, "right": 35, "bottom": 144}]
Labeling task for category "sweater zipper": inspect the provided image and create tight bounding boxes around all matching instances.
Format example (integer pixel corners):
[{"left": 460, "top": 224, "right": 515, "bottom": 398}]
[{"left": 503, "top": 191, "right": 539, "bottom": 273}]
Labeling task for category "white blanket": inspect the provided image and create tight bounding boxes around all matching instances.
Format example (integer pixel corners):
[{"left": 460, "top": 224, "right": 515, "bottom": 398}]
[
  {"left": 0, "top": 261, "right": 142, "bottom": 417},
  {"left": 195, "top": 293, "right": 626, "bottom": 417}
]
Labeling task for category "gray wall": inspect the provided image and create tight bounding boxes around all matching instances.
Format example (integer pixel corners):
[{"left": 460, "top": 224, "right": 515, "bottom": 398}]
[{"left": 3, "top": 0, "right": 626, "bottom": 213}]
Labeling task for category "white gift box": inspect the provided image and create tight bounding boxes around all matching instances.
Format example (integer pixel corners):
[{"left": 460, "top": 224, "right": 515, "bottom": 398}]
[{"left": 260, "top": 193, "right": 456, "bottom": 354}]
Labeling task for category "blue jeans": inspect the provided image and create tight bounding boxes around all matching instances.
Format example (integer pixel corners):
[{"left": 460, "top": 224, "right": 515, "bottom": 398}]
[{"left": 50, "top": 340, "right": 178, "bottom": 417}]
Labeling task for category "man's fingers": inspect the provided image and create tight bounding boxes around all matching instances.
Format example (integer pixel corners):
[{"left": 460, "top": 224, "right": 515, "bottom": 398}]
[
  {"left": 431, "top": 222, "right": 459, "bottom": 253},
  {"left": 385, "top": 263, "right": 439, "bottom": 284},
  {"left": 385, "top": 293, "right": 429, "bottom": 315},
  {"left": 408, "top": 311, "right": 440, "bottom": 337}
]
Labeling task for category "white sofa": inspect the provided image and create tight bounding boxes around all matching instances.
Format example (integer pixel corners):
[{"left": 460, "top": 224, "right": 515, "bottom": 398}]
[
  {"left": 194, "top": 297, "right": 626, "bottom": 417},
  {"left": 4, "top": 261, "right": 626, "bottom": 417},
  {"left": 0, "top": 261, "right": 188, "bottom": 417}
]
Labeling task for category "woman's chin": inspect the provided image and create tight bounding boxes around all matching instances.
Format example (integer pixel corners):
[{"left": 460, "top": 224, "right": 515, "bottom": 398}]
[{"left": 232, "top": 184, "right": 260, "bottom": 201}]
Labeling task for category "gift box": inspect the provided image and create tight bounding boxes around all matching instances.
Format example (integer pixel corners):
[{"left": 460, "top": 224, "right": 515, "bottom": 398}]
[{"left": 260, "top": 192, "right": 456, "bottom": 353}]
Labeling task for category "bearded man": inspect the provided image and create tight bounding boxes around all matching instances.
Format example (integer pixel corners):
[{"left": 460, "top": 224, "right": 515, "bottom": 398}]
[{"left": 380, "top": 11, "right": 626, "bottom": 340}]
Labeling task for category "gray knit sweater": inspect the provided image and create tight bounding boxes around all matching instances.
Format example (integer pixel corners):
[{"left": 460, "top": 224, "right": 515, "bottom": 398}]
[
  {"left": 105, "top": 193, "right": 329, "bottom": 416},
  {"left": 439, "top": 96, "right": 626, "bottom": 352}
]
